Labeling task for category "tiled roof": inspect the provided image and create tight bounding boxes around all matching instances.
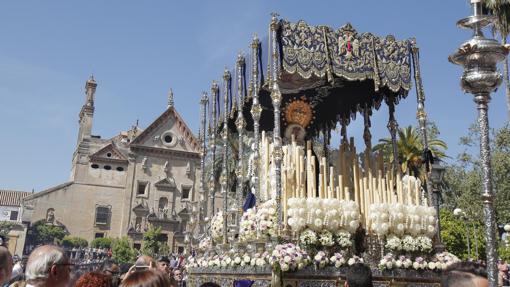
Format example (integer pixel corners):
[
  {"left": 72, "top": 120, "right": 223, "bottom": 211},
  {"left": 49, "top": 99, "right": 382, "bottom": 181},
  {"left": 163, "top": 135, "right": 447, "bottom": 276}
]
[{"left": 0, "top": 190, "right": 31, "bottom": 207}]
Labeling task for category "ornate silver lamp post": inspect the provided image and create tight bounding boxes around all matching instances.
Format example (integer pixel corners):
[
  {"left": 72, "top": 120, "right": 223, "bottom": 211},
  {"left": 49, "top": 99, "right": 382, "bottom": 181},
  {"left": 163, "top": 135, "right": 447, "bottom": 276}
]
[
  {"left": 250, "top": 35, "right": 261, "bottom": 201},
  {"left": 235, "top": 54, "right": 246, "bottom": 224},
  {"left": 429, "top": 158, "right": 446, "bottom": 251},
  {"left": 221, "top": 69, "right": 231, "bottom": 244},
  {"left": 449, "top": 1, "right": 509, "bottom": 285}
]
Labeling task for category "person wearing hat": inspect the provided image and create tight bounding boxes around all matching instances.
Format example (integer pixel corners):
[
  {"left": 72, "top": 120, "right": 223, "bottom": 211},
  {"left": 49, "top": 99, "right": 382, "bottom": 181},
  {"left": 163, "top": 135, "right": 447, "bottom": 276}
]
[{"left": 156, "top": 256, "right": 170, "bottom": 276}]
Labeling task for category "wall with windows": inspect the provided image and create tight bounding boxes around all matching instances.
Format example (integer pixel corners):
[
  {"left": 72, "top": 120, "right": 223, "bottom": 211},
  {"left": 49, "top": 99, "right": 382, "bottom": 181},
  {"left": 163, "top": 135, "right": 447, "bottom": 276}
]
[
  {"left": 24, "top": 183, "right": 124, "bottom": 242},
  {"left": 0, "top": 206, "right": 20, "bottom": 222}
]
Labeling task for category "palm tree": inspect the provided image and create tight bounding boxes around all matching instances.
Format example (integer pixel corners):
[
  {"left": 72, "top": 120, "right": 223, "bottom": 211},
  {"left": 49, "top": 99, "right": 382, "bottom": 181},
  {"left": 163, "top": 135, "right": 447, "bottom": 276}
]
[
  {"left": 373, "top": 125, "right": 447, "bottom": 177},
  {"left": 484, "top": 0, "right": 510, "bottom": 120}
]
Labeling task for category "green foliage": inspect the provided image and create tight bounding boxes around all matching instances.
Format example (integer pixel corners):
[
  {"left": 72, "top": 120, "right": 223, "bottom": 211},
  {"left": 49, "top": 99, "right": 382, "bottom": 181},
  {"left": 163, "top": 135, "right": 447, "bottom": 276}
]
[
  {"left": 28, "top": 220, "right": 66, "bottom": 245},
  {"left": 112, "top": 237, "right": 136, "bottom": 265},
  {"left": 441, "top": 124, "right": 510, "bottom": 260},
  {"left": 91, "top": 237, "right": 113, "bottom": 249},
  {"left": 0, "top": 221, "right": 16, "bottom": 238},
  {"left": 443, "top": 124, "right": 510, "bottom": 224},
  {"left": 373, "top": 125, "right": 447, "bottom": 177},
  {"left": 440, "top": 209, "right": 486, "bottom": 260},
  {"left": 499, "top": 243, "right": 510, "bottom": 262},
  {"left": 61, "top": 236, "right": 88, "bottom": 248},
  {"left": 141, "top": 226, "right": 169, "bottom": 257}
]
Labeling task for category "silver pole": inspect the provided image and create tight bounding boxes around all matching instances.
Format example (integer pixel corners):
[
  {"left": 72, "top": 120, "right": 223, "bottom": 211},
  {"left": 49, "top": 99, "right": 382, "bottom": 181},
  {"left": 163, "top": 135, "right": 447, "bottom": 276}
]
[
  {"left": 269, "top": 13, "right": 284, "bottom": 234},
  {"left": 200, "top": 92, "right": 209, "bottom": 228},
  {"left": 411, "top": 43, "right": 434, "bottom": 206},
  {"left": 250, "top": 36, "right": 261, "bottom": 202},
  {"left": 449, "top": 0, "right": 508, "bottom": 284},
  {"left": 235, "top": 54, "right": 246, "bottom": 222},
  {"left": 210, "top": 82, "right": 219, "bottom": 216},
  {"left": 222, "top": 70, "right": 231, "bottom": 244}
]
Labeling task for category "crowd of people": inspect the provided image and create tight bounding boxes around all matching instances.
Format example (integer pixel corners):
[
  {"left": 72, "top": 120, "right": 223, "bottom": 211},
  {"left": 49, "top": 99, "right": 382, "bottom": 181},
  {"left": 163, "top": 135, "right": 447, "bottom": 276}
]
[
  {"left": 0, "top": 244, "right": 189, "bottom": 287},
  {"left": 0, "top": 242, "right": 502, "bottom": 287}
]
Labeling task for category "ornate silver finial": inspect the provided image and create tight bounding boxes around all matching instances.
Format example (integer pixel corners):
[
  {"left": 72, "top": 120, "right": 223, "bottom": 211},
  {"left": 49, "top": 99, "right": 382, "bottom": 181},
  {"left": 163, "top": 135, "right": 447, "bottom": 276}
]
[
  {"left": 167, "top": 89, "right": 174, "bottom": 108},
  {"left": 449, "top": 1, "right": 509, "bottom": 285}
]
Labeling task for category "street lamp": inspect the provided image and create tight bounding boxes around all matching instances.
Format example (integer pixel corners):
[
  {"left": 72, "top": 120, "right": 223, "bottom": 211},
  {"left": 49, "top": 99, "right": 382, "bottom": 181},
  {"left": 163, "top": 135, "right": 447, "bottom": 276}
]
[{"left": 429, "top": 158, "right": 446, "bottom": 251}]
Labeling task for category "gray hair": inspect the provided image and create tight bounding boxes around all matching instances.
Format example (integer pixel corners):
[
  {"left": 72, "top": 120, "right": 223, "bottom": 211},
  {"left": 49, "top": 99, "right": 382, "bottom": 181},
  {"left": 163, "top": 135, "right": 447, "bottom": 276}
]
[{"left": 25, "top": 245, "right": 67, "bottom": 281}]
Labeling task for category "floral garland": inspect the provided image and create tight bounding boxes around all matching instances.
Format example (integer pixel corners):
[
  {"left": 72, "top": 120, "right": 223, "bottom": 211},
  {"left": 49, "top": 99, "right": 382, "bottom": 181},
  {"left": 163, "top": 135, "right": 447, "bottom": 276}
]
[
  {"left": 269, "top": 243, "right": 310, "bottom": 272},
  {"left": 378, "top": 252, "right": 460, "bottom": 271}
]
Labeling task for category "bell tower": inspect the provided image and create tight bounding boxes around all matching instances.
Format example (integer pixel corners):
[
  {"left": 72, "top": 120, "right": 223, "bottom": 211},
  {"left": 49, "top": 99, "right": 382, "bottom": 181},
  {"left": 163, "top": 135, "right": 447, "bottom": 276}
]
[{"left": 77, "top": 75, "right": 97, "bottom": 145}]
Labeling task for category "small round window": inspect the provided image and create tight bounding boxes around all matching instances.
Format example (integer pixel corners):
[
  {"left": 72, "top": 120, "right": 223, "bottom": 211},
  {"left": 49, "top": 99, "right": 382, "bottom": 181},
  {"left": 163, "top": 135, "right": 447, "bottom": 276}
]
[
  {"left": 106, "top": 152, "right": 112, "bottom": 158},
  {"left": 91, "top": 164, "right": 99, "bottom": 169},
  {"left": 104, "top": 165, "right": 112, "bottom": 170},
  {"left": 161, "top": 131, "right": 177, "bottom": 147},
  {"left": 116, "top": 167, "right": 124, "bottom": 172}
]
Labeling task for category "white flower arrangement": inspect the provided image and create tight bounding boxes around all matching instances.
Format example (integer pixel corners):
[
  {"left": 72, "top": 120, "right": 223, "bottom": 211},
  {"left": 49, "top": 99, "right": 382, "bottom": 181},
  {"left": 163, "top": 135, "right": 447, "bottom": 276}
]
[
  {"left": 211, "top": 212, "right": 224, "bottom": 242},
  {"left": 249, "top": 252, "right": 269, "bottom": 267},
  {"left": 385, "top": 235, "right": 402, "bottom": 251},
  {"left": 401, "top": 235, "right": 418, "bottom": 252},
  {"left": 269, "top": 243, "right": 310, "bottom": 272},
  {"left": 412, "top": 257, "right": 428, "bottom": 270},
  {"left": 318, "top": 230, "right": 335, "bottom": 247},
  {"left": 239, "top": 208, "right": 257, "bottom": 242},
  {"left": 378, "top": 253, "right": 396, "bottom": 270},
  {"left": 186, "top": 256, "right": 199, "bottom": 268},
  {"left": 415, "top": 235, "right": 433, "bottom": 252},
  {"left": 395, "top": 255, "right": 413, "bottom": 269},
  {"left": 329, "top": 252, "right": 346, "bottom": 268},
  {"left": 287, "top": 198, "right": 360, "bottom": 234},
  {"left": 313, "top": 251, "right": 329, "bottom": 268},
  {"left": 432, "top": 252, "right": 460, "bottom": 270},
  {"left": 299, "top": 229, "right": 318, "bottom": 247},
  {"left": 347, "top": 255, "right": 364, "bottom": 266},
  {"left": 198, "top": 236, "right": 212, "bottom": 251},
  {"left": 334, "top": 230, "right": 352, "bottom": 248},
  {"left": 256, "top": 199, "right": 278, "bottom": 238},
  {"left": 287, "top": 197, "right": 307, "bottom": 232},
  {"left": 369, "top": 203, "right": 390, "bottom": 236}
]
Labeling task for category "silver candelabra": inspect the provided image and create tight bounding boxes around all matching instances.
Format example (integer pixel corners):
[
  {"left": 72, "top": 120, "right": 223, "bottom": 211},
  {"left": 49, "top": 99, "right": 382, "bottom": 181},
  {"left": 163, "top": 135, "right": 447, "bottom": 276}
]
[{"left": 449, "top": 1, "right": 509, "bottom": 285}]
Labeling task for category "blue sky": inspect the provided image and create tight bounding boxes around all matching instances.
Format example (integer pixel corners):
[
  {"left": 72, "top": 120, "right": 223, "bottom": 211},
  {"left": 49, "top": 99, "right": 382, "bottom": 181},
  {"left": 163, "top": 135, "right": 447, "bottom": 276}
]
[{"left": 0, "top": 1, "right": 508, "bottom": 192}]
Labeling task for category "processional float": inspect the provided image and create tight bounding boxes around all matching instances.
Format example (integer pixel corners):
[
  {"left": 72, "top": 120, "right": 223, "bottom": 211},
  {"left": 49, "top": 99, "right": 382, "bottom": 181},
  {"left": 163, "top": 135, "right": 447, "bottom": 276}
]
[{"left": 188, "top": 14, "right": 459, "bottom": 287}]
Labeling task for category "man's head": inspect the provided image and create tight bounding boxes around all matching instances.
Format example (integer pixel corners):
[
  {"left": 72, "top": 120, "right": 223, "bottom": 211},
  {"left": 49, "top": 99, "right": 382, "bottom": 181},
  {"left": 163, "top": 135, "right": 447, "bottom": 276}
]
[
  {"left": 345, "top": 263, "right": 373, "bottom": 287},
  {"left": 135, "top": 255, "right": 156, "bottom": 269},
  {"left": 173, "top": 268, "right": 183, "bottom": 282},
  {"left": 25, "top": 245, "right": 72, "bottom": 287},
  {"left": 441, "top": 261, "right": 488, "bottom": 287},
  {"left": 156, "top": 256, "right": 170, "bottom": 274},
  {"left": 0, "top": 246, "right": 13, "bottom": 285}
]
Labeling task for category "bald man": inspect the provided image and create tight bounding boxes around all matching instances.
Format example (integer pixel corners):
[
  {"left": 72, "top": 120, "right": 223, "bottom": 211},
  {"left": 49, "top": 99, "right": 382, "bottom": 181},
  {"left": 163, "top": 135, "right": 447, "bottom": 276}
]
[
  {"left": 0, "top": 246, "right": 13, "bottom": 285},
  {"left": 25, "top": 245, "right": 71, "bottom": 287}
]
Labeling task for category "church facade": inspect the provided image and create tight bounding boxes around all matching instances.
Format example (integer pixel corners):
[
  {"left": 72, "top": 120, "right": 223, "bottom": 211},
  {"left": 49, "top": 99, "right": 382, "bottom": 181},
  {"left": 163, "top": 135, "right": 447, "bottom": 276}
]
[{"left": 23, "top": 76, "right": 202, "bottom": 253}]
